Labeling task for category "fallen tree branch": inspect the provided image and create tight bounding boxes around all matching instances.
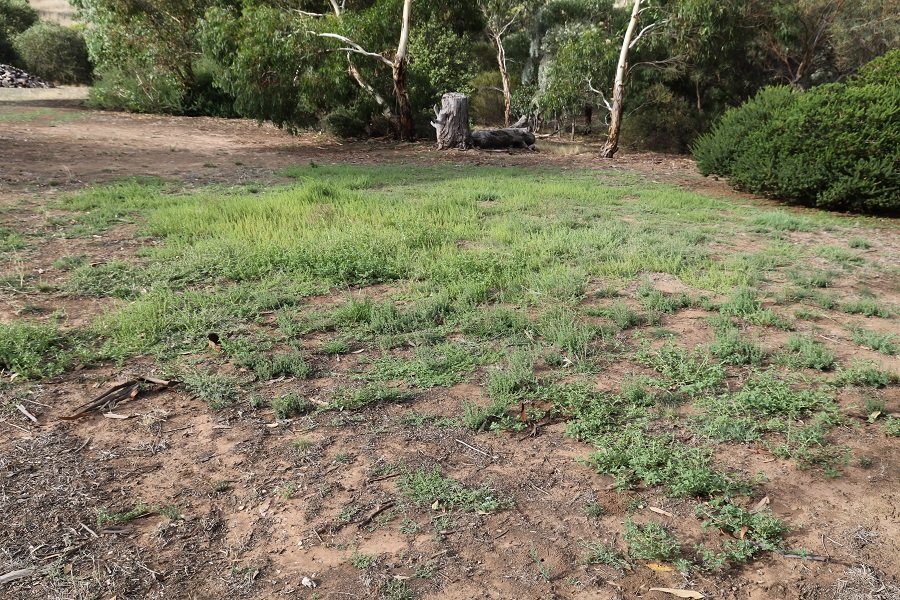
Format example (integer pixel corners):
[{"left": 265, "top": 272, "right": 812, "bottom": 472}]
[{"left": 60, "top": 376, "right": 175, "bottom": 421}]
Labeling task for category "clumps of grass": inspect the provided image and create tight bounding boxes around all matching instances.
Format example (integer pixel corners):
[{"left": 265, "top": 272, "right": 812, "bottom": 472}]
[
  {"left": 637, "top": 281, "right": 691, "bottom": 322},
  {"left": 330, "top": 383, "right": 413, "bottom": 410},
  {"left": 623, "top": 519, "right": 681, "bottom": 561},
  {"left": 272, "top": 394, "right": 314, "bottom": 420},
  {"left": 586, "top": 300, "right": 643, "bottom": 331},
  {"left": 0, "top": 225, "right": 25, "bottom": 251},
  {"left": 320, "top": 339, "right": 350, "bottom": 355},
  {"left": 584, "top": 542, "right": 629, "bottom": 570},
  {"left": 246, "top": 350, "right": 312, "bottom": 381},
  {"left": 840, "top": 298, "right": 892, "bottom": 318},
  {"left": 52, "top": 254, "right": 87, "bottom": 271},
  {"left": 182, "top": 372, "right": 239, "bottom": 409},
  {"left": 399, "top": 467, "right": 511, "bottom": 513},
  {"left": 486, "top": 350, "right": 537, "bottom": 402},
  {"left": 709, "top": 319, "right": 765, "bottom": 366},
  {"left": 380, "top": 579, "right": 413, "bottom": 600},
  {"left": 850, "top": 328, "right": 897, "bottom": 355},
  {"left": 833, "top": 362, "right": 897, "bottom": 388},
  {"left": 720, "top": 288, "right": 791, "bottom": 330},
  {"left": 750, "top": 212, "right": 813, "bottom": 233},
  {"left": 636, "top": 343, "right": 725, "bottom": 396},
  {"left": 0, "top": 321, "right": 72, "bottom": 379},
  {"left": 586, "top": 425, "right": 734, "bottom": 497},
  {"left": 788, "top": 269, "right": 834, "bottom": 289},
  {"left": 720, "top": 287, "right": 761, "bottom": 318},
  {"left": 848, "top": 238, "right": 870, "bottom": 249},
  {"left": 459, "top": 306, "right": 529, "bottom": 341},
  {"left": 539, "top": 307, "right": 597, "bottom": 361},
  {"left": 350, "top": 552, "right": 376, "bottom": 569},
  {"left": 885, "top": 417, "right": 900, "bottom": 437},
  {"left": 816, "top": 245, "right": 864, "bottom": 267},
  {"left": 782, "top": 334, "right": 835, "bottom": 370},
  {"left": 696, "top": 500, "right": 786, "bottom": 553},
  {"left": 369, "top": 342, "right": 485, "bottom": 388},
  {"left": 68, "top": 261, "right": 145, "bottom": 300}
]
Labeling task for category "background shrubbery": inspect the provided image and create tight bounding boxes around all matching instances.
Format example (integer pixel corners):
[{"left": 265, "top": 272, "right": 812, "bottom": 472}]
[
  {"left": 692, "top": 51, "right": 900, "bottom": 213},
  {"left": 1, "top": 0, "right": 91, "bottom": 84},
  {"left": 14, "top": 21, "right": 91, "bottom": 83}
]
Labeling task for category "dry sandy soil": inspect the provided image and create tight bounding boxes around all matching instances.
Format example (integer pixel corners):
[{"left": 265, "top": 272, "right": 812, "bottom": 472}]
[{"left": 0, "top": 98, "right": 898, "bottom": 600}]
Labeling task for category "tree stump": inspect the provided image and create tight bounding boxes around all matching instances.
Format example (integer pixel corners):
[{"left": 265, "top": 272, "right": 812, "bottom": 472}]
[{"left": 432, "top": 92, "right": 472, "bottom": 150}]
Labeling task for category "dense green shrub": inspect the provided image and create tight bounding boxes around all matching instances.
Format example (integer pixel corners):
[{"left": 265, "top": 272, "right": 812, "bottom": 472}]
[
  {"left": 325, "top": 105, "right": 370, "bottom": 139},
  {"left": 14, "top": 22, "right": 91, "bottom": 84},
  {"left": 0, "top": 0, "right": 37, "bottom": 36},
  {"left": 693, "top": 52, "right": 899, "bottom": 213},
  {"left": 0, "top": 0, "right": 37, "bottom": 64}
]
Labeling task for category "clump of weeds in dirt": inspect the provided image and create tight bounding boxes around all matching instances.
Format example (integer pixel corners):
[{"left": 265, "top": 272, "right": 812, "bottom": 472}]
[{"left": 399, "top": 467, "right": 511, "bottom": 513}]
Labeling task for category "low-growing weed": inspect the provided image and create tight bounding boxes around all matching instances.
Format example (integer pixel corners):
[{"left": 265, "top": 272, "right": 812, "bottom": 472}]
[
  {"left": 782, "top": 335, "right": 835, "bottom": 370},
  {"left": 623, "top": 519, "right": 681, "bottom": 561},
  {"left": 850, "top": 328, "right": 897, "bottom": 355},
  {"left": 399, "top": 467, "right": 511, "bottom": 513},
  {"left": 182, "top": 371, "right": 239, "bottom": 409}
]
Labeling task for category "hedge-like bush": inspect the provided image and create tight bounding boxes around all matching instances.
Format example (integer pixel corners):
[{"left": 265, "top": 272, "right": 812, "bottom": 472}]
[
  {"left": 14, "top": 22, "right": 91, "bottom": 84},
  {"left": 692, "top": 51, "right": 899, "bottom": 213},
  {"left": 0, "top": 0, "right": 37, "bottom": 64}
]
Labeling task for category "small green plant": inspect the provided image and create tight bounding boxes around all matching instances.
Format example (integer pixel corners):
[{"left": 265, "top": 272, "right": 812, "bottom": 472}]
[
  {"left": 272, "top": 393, "right": 313, "bottom": 419},
  {"left": 539, "top": 307, "right": 596, "bottom": 361},
  {"left": 52, "top": 254, "right": 87, "bottom": 271},
  {"left": 292, "top": 438, "right": 315, "bottom": 452},
  {"left": 840, "top": 299, "right": 892, "bottom": 318},
  {"left": 278, "top": 482, "right": 297, "bottom": 499},
  {"left": 720, "top": 287, "right": 761, "bottom": 318},
  {"left": 320, "top": 339, "right": 350, "bottom": 355},
  {"left": 586, "top": 300, "right": 643, "bottom": 330},
  {"left": 848, "top": 238, "right": 870, "bottom": 249},
  {"left": 244, "top": 350, "right": 312, "bottom": 380},
  {"left": 584, "top": 542, "right": 629, "bottom": 570},
  {"left": 330, "top": 384, "right": 412, "bottom": 410},
  {"left": 182, "top": 371, "right": 238, "bottom": 410},
  {"left": 486, "top": 350, "right": 536, "bottom": 401},
  {"left": 834, "top": 362, "right": 896, "bottom": 388},
  {"left": 584, "top": 501, "right": 604, "bottom": 518},
  {"left": 850, "top": 328, "right": 897, "bottom": 355},
  {"left": 696, "top": 501, "right": 786, "bottom": 553},
  {"left": 783, "top": 335, "right": 835, "bottom": 370},
  {"left": 623, "top": 519, "right": 680, "bottom": 561},
  {"left": 369, "top": 342, "right": 484, "bottom": 388},
  {"left": 350, "top": 552, "right": 376, "bottom": 569},
  {"left": 710, "top": 326, "right": 765, "bottom": 365},
  {"left": 380, "top": 579, "right": 413, "bottom": 600},
  {"left": 788, "top": 269, "right": 833, "bottom": 288},
  {"left": 636, "top": 343, "right": 725, "bottom": 395},
  {"left": 0, "top": 321, "right": 72, "bottom": 379},
  {"left": 885, "top": 416, "right": 900, "bottom": 437},
  {"left": 399, "top": 467, "right": 511, "bottom": 513},
  {"left": 96, "top": 503, "right": 152, "bottom": 526}
]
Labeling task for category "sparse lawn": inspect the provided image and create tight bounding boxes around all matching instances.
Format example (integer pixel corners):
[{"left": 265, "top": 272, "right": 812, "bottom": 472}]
[{"left": 2, "top": 162, "right": 898, "bottom": 599}]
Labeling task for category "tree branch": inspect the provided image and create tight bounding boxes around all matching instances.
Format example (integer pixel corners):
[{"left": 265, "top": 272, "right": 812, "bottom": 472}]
[{"left": 315, "top": 32, "right": 392, "bottom": 66}]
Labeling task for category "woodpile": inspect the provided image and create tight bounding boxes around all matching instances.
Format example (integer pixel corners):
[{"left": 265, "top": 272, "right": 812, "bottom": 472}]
[{"left": 0, "top": 64, "right": 53, "bottom": 88}]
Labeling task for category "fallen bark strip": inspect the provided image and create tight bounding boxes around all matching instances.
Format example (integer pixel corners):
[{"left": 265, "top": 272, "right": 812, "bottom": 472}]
[{"left": 60, "top": 376, "right": 175, "bottom": 420}]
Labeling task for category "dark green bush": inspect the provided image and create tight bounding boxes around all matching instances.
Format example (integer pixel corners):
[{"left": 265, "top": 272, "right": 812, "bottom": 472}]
[
  {"left": 692, "top": 86, "right": 796, "bottom": 180},
  {"left": 324, "top": 106, "right": 369, "bottom": 139},
  {"left": 0, "top": 0, "right": 37, "bottom": 64},
  {"left": 0, "top": 0, "right": 37, "bottom": 36},
  {"left": 693, "top": 53, "right": 899, "bottom": 213},
  {"left": 854, "top": 49, "right": 900, "bottom": 86},
  {"left": 14, "top": 22, "right": 91, "bottom": 84}
]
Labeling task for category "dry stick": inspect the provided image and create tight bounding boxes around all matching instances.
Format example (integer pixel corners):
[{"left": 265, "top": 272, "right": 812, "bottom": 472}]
[
  {"left": 782, "top": 552, "right": 829, "bottom": 562},
  {"left": 357, "top": 501, "right": 396, "bottom": 527},
  {"left": 367, "top": 472, "right": 401, "bottom": 484},
  {"left": 2, "top": 420, "right": 31, "bottom": 434},
  {"left": 0, "top": 568, "right": 35, "bottom": 584},
  {"left": 15, "top": 404, "right": 38, "bottom": 424},
  {"left": 80, "top": 523, "right": 99, "bottom": 539},
  {"left": 455, "top": 438, "right": 492, "bottom": 458}
]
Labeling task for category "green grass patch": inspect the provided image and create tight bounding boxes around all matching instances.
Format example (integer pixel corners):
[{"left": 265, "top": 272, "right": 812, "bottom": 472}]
[
  {"left": 399, "top": 467, "right": 511, "bottom": 513},
  {"left": 0, "top": 321, "right": 73, "bottom": 379},
  {"left": 782, "top": 334, "right": 835, "bottom": 370},
  {"left": 850, "top": 328, "right": 897, "bottom": 355}
]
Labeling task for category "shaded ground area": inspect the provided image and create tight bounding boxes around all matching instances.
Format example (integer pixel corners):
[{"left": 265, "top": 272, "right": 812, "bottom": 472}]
[{"left": 1, "top": 98, "right": 899, "bottom": 600}]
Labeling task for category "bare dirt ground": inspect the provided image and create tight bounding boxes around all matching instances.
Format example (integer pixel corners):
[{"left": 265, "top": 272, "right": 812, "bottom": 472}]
[{"left": 1, "top": 100, "right": 899, "bottom": 600}]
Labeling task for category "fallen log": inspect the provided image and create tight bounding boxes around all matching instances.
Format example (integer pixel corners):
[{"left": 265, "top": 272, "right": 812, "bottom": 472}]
[{"left": 471, "top": 128, "right": 535, "bottom": 150}]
